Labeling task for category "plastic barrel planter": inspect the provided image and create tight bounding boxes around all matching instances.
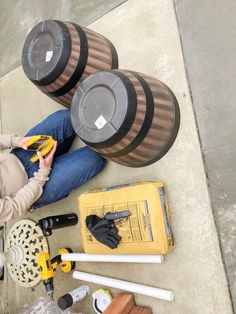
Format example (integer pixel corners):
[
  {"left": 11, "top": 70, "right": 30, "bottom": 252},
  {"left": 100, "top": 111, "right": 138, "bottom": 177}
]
[
  {"left": 71, "top": 70, "right": 180, "bottom": 167},
  {"left": 22, "top": 20, "right": 118, "bottom": 107}
]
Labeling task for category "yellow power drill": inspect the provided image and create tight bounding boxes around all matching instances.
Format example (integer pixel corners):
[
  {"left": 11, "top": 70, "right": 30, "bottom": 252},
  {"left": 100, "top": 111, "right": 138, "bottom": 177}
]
[{"left": 38, "top": 248, "right": 75, "bottom": 300}]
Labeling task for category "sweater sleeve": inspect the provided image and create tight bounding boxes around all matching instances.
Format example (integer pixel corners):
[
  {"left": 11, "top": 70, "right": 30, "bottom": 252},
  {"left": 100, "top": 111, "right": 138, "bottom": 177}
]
[
  {"left": 0, "top": 134, "right": 22, "bottom": 150},
  {"left": 0, "top": 167, "right": 51, "bottom": 222}
]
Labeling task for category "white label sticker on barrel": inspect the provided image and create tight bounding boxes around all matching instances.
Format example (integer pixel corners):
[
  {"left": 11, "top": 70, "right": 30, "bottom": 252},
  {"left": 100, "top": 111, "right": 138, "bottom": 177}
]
[
  {"left": 95, "top": 115, "right": 107, "bottom": 129},
  {"left": 45, "top": 51, "right": 53, "bottom": 62}
]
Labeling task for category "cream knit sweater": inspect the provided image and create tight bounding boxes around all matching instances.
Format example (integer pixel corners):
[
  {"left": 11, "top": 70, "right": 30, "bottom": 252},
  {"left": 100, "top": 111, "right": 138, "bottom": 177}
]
[{"left": 0, "top": 134, "right": 51, "bottom": 222}]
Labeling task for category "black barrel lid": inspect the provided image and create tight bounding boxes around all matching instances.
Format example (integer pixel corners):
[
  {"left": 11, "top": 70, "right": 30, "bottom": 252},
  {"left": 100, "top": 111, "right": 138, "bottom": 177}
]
[
  {"left": 71, "top": 71, "right": 137, "bottom": 148},
  {"left": 22, "top": 20, "right": 71, "bottom": 86}
]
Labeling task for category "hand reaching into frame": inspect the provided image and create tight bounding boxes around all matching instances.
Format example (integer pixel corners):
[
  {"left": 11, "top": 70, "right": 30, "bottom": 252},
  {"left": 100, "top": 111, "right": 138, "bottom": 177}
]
[
  {"left": 37, "top": 142, "right": 57, "bottom": 169},
  {"left": 17, "top": 136, "right": 34, "bottom": 150}
]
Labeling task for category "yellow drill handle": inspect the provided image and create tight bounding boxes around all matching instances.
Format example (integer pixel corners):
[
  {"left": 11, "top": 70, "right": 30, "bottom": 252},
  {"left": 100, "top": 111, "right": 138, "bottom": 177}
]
[{"left": 38, "top": 252, "right": 54, "bottom": 281}]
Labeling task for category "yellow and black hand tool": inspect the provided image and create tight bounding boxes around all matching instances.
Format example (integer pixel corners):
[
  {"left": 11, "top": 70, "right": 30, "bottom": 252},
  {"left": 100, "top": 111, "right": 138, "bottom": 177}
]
[
  {"left": 25, "top": 135, "right": 55, "bottom": 163},
  {"left": 38, "top": 248, "right": 75, "bottom": 300},
  {"left": 38, "top": 251, "right": 54, "bottom": 300}
]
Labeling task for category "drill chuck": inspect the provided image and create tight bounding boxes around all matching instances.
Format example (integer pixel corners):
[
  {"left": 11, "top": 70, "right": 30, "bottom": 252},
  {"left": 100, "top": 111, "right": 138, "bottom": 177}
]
[{"left": 43, "top": 278, "right": 54, "bottom": 296}]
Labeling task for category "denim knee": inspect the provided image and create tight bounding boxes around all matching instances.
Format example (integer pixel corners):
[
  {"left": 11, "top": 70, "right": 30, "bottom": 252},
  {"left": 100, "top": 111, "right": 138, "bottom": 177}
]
[
  {"left": 51, "top": 109, "right": 71, "bottom": 121},
  {"left": 52, "top": 109, "right": 76, "bottom": 138},
  {"left": 86, "top": 148, "right": 106, "bottom": 170}
]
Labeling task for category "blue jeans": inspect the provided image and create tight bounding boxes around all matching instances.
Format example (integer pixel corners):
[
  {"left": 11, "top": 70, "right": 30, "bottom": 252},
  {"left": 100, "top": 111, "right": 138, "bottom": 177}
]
[{"left": 12, "top": 109, "right": 106, "bottom": 208}]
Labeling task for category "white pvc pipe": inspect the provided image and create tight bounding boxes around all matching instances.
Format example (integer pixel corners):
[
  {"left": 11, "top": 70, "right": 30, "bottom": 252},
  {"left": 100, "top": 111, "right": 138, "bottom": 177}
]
[
  {"left": 61, "top": 253, "right": 164, "bottom": 264},
  {"left": 73, "top": 271, "right": 173, "bottom": 302}
]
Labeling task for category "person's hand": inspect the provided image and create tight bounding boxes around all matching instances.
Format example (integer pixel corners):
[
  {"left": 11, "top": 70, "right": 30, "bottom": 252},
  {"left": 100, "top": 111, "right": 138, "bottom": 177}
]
[
  {"left": 17, "top": 136, "right": 34, "bottom": 150},
  {"left": 37, "top": 142, "right": 57, "bottom": 169}
]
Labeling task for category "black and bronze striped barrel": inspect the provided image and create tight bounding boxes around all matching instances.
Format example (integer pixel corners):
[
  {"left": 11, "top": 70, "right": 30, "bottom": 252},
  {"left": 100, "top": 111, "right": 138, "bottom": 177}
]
[
  {"left": 22, "top": 20, "right": 118, "bottom": 107},
  {"left": 71, "top": 70, "right": 180, "bottom": 167}
]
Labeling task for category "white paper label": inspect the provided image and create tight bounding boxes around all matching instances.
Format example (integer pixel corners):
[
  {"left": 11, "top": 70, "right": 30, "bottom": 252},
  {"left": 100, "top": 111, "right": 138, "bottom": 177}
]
[
  {"left": 45, "top": 51, "right": 53, "bottom": 62},
  {"left": 95, "top": 115, "right": 107, "bottom": 129}
]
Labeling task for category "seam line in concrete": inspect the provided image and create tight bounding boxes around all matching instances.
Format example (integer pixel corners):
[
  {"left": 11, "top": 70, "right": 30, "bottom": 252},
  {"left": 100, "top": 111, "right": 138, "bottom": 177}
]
[{"left": 172, "top": 0, "right": 234, "bottom": 311}]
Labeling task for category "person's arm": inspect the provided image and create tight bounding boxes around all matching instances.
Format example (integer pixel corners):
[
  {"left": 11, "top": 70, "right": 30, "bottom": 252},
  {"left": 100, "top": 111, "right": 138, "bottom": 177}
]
[
  {"left": 0, "top": 168, "right": 51, "bottom": 222},
  {"left": 0, "top": 134, "right": 22, "bottom": 150},
  {"left": 0, "top": 140, "right": 57, "bottom": 222}
]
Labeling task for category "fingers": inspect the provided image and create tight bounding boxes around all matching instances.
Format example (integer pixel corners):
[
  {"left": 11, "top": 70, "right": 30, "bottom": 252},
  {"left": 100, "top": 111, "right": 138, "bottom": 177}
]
[
  {"left": 22, "top": 144, "right": 28, "bottom": 150},
  {"left": 105, "top": 235, "right": 120, "bottom": 249},
  {"left": 86, "top": 215, "right": 101, "bottom": 228},
  {"left": 24, "top": 136, "right": 34, "bottom": 142},
  {"left": 37, "top": 151, "right": 45, "bottom": 168},
  {"left": 104, "top": 239, "right": 117, "bottom": 249},
  {"left": 93, "top": 219, "right": 111, "bottom": 230},
  {"left": 108, "top": 227, "right": 122, "bottom": 241},
  {"left": 108, "top": 231, "right": 122, "bottom": 241},
  {"left": 21, "top": 136, "right": 34, "bottom": 149},
  {"left": 103, "top": 241, "right": 115, "bottom": 249},
  {"left": 17, "top": 140, "right": 28, "bottom": 150},
  {"left": 37, "top": 151, "right": 44, "bottom": 163},
  {"left": 51, "top": 141, "right": 57, "bottom": 154},
  {"left": 45, "top": 141, "right": 57, "bottom": 160},
  {"left": 109, "top": 227, "right": 120, "bottom": 234}
]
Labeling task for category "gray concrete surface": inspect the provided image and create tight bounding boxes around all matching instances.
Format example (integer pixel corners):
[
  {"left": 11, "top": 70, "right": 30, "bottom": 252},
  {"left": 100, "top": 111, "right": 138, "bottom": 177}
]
[
  {"left": 0, "top": 0, "right": 126, "bottom": 77},
  {"left": 173, "top": 0, "right": 236, "bottom": 311},
  {"left": 0, "top": 1, "right": 233, "bottom": 313}
]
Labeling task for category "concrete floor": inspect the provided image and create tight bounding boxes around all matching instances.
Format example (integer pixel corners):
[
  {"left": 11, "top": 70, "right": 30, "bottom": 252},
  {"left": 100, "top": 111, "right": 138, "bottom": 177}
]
[
  {"left": 0, "top": 0, "right": 233, "bottom": 313},
  {"left": 173, "top": 0, "right": 236, "bottom": 311},
  {"left": 0, "top": 0, "right": 126, "bottom": 77}
]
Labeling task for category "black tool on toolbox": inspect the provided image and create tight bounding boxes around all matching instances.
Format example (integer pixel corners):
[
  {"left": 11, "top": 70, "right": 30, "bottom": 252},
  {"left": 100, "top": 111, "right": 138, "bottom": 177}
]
[
  {"left": 86, "top": 210, "right": 131, "bottom": 249},
  {"left": 37, "top": 213, "right": 78, "bottom": 236},
  {"left": 104, "top": 210, "right": 131, "bottom": 223}
]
